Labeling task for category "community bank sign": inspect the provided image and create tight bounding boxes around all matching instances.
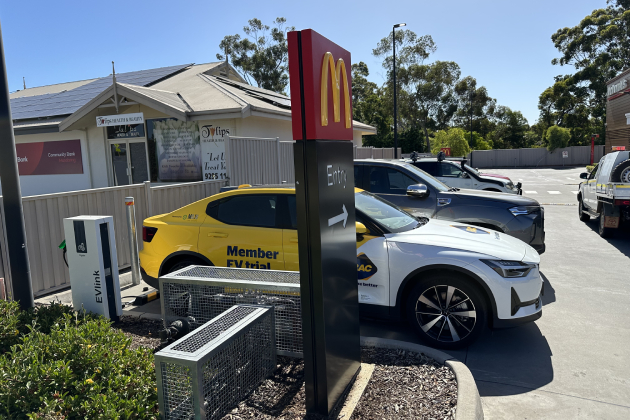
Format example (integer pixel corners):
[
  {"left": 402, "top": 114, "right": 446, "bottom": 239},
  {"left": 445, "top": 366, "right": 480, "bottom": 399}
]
[{"left": 96, "top": 112, "right": 144, "bottom": 127}]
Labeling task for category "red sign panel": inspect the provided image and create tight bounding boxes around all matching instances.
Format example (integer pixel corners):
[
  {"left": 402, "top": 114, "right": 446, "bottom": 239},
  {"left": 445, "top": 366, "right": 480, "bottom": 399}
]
[
  {"left": 612, "top": 146, "right": 626, "bottom": 151},
  {"left": 288, "top": 29, "right": 353, "bottom": 141},
  {"left": 441, "top": 148, "right": 451, "bottom": 157},
  {"left": 16, "top": 140, "right": 83, "bottom": 175}
]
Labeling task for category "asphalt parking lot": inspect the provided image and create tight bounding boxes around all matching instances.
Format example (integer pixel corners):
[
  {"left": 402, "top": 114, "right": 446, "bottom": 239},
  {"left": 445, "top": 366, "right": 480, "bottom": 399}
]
[{"left": 362, "top": 166, "right": 630, "bottom": 419}]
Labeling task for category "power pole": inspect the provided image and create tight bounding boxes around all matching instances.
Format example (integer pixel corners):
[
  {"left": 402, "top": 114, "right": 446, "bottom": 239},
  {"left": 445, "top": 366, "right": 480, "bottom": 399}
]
[{"left": 0, "top": 21, "right": 34, "bottom": 309}]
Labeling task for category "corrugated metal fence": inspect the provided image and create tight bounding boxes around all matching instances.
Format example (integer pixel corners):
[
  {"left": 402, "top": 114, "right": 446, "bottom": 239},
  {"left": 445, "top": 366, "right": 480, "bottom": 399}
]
[
  {"left": 469, "top": 145, "right": 605, "bottom": 168},
  {"left": 226, "top": 137, "right": 402, "bottom": 186},
  {"left": 354, "top": 147, "right": 402, "bottom": 159},
  {"left": 0, "top": 179, "right": 226, "bottom": 298},
  {"left": 226, "top": 136, "right": 296, "bottom": 185}
]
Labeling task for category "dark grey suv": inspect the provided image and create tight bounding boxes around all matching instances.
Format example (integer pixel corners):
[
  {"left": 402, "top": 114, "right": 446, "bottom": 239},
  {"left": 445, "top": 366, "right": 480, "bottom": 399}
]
[{"left": 355, "top": 160, "right": 545, "bottom": 253}]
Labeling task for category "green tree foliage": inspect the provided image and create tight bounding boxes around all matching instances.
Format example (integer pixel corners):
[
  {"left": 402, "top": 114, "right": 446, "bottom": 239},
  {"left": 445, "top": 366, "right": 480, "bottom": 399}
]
[
  {"left": 546, "top": 125, "right": 571, "bottom": 151},
  {"left": 489, "top": 106, "right": 530, "bottom": 149},
  {"left": 217, "top": 18, "right": 294, "bottom": 93},
  {"left": 538, "top": 0, "right": 630, "bottom": 144},
  {"left": 431, "top": 128, "right": 471, "bottom": 157},
  {"left": 400, "top": 61, "right": 461, "bottom": 151},
  {"left": 453, "top": 77, "right": 496, "bottom": 138}
]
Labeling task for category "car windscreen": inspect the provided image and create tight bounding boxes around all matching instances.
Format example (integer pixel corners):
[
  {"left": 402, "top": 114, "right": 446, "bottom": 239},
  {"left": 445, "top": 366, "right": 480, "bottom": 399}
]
[
  {"left": 463, "top": 163, "right": 479, "bottom": 174},
  {"left": 402, "top": 164, "right": 450, "bottom": 192},
  {"left": 355, "top": 190, "right": 420, "bottom": 233}
]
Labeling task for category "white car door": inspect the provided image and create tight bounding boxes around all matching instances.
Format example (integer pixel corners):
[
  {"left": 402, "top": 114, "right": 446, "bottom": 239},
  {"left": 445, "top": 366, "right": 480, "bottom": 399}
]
[
  {"left": 356, "top": 229, "right": 390, "bottom": 307},
  {"left": 440, "top": 162, "right": 473, "bottom": 189}
]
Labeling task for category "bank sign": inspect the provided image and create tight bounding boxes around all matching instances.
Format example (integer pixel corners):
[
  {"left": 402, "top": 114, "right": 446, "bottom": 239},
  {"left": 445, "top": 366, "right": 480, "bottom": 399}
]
[
  {"left": 16, "top": 140, "right": 83, "bottom": 175},
  {"left": 96, "top": 113, "right": 144, "bottom": 127}
]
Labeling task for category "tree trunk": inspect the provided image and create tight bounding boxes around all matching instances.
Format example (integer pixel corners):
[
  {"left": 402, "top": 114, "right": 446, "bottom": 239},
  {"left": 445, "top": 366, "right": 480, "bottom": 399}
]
[{"left": 421, "top": 122, "right": 431, "bottom": 153}]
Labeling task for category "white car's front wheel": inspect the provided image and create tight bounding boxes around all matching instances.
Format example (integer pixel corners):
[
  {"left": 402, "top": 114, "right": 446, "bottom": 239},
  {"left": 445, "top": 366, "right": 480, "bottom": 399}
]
[{"left": 406, "top": 275, "right": 487, "bottom": 349}]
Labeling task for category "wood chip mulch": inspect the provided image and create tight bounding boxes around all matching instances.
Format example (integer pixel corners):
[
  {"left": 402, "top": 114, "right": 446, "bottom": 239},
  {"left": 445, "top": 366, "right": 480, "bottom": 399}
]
[
  {"left": 352, "top": 347, "right": 457, "bottom": 420},
  {"left": 122, "top": 318, "right": 458, "bottom": 419},
  {"left": 113, "top": 316, "right": 163, "bottom": 350}
]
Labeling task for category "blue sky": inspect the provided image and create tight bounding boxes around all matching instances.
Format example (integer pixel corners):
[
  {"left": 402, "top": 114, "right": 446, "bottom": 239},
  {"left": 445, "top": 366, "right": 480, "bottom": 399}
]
[{"left": 1, "top": 0, "right": 604, "bottom": 124}]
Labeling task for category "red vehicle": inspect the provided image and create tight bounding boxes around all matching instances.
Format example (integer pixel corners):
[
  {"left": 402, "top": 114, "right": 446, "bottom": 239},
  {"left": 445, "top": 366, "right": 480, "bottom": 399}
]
[{"left": 480, "top": 171, "right": 511, "bottom": 181}]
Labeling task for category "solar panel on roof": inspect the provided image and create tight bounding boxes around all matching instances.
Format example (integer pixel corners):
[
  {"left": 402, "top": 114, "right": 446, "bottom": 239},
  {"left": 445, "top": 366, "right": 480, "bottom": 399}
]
[{"left": 10, "top": 64, "right": 192, "bottom": 120}]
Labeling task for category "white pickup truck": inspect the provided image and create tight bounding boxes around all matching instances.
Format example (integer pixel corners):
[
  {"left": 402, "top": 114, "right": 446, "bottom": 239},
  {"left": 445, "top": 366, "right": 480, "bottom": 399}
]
[{"left": 578, "top": 151, "right": 630, "bottom": 237}]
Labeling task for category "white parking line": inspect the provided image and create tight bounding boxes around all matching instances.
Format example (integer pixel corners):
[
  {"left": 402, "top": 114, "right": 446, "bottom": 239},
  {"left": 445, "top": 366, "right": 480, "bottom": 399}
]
[
  {"left": 571, "top": 191, "right": 579, "bottom": 194},
  {"left": 525, "top": 191, "right": 537, "bottom": 194},
  {"left": 548, "top": 191, "right": 561, "bottom": 194}
]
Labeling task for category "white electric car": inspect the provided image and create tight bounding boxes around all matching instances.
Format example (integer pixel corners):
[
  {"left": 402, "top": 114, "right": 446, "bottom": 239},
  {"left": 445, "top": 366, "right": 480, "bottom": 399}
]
[{"left": 354, "top": 190, "right": 542, "bottom": 349}]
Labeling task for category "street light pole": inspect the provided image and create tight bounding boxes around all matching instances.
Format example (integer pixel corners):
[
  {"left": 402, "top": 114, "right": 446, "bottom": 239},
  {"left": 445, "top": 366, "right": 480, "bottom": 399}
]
[
  {"left": 470, "top": 91, "right": 474, "bottom": 148},
  {"left": 0, "top": 21, "right": 34, "bottom": 309},
  {"left": 393, "top": 23, "right": 406, "bottom": 159}
]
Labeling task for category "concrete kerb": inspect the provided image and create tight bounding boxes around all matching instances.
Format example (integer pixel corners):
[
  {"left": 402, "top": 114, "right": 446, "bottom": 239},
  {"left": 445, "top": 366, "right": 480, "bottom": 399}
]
[{"left": 360, "top": 337, "right": 484, "bottom": 420}]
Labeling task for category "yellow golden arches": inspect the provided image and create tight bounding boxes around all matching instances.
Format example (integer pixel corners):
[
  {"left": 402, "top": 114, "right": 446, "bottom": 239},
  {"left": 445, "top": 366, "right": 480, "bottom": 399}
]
[{"left": 320, "top": 52, "right": 352, "bottom": 129}]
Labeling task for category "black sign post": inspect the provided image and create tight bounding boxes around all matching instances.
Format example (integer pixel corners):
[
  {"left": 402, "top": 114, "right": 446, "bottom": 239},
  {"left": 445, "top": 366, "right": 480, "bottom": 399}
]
[
  {"left": 0, "top": 22, "right": 34, "bottom": 309},
  {"left": 294, "top": 140, "right": 360, "bottom": 414},
  {"left": 288, "top": 29, "right": 361, "bottom": 416}
]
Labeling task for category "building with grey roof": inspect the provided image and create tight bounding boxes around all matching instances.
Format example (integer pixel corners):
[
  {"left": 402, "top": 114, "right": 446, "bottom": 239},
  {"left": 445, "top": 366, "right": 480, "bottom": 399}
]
[{"left": 7, "top": 62, "right": 375, "bottom": 196}]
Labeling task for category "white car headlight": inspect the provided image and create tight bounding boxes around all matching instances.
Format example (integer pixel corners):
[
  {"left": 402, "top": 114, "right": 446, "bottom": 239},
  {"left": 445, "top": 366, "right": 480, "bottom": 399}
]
[{"left": 481, "top": 260, "right": 536, "bottom": 278}]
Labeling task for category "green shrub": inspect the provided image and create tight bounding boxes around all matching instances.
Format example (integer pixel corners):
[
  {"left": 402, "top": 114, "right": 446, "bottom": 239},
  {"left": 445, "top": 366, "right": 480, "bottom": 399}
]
[
  {"left": 0, "top": 310, "right": 158, "bottom": 419},
  {"left": 0, "top": 301, "right": 99, "bottom": 355},
  {"left": 0, "top": 300, "right": 21, "bottom": 354}
]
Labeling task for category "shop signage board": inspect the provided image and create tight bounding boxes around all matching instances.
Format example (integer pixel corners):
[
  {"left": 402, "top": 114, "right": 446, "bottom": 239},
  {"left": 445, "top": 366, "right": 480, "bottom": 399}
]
[
  {"left": 106, "top": 123, "right": 145, "bottom": 139},
  {"left": 16, "top": 140, "right": 83, "bottom": 175},
  {"left": 96, "top": 112, "right": 144, "bottom": 127},
  {"left": 200, "top": 122, "right": 233, "bottom": 181},
  {"left": 441, "top": 147, "right": 451, "bottom": 157},
  {"left": 288, "top": 29, "right": 360, "bottom": 416}
]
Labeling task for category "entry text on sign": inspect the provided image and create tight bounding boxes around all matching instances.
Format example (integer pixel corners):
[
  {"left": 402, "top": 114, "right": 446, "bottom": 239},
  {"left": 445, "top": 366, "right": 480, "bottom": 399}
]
[{"left": 327, "top": 165, "right": 347, "bottom": 188}]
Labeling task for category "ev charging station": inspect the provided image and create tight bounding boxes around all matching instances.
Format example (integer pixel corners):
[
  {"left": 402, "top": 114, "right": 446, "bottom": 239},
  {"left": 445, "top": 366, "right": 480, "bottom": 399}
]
[{"left": 63, "top": 216, "right": 122, "bottom": 321}]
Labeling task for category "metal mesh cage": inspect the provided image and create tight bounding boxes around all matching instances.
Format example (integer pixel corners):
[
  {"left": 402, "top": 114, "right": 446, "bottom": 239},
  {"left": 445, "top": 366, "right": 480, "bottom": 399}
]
[
  {"left": 155, "top": 305, "right": 276, "bottom": 420},
  {"left": 160, "top": 266, "right": 303, "bottom": 357}
]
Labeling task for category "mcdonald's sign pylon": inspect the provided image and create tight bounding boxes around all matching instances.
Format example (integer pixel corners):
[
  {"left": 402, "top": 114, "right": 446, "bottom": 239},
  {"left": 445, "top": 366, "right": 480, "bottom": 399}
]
[{"left": 288, "top": 29, "right": 361, "bottom": 416}]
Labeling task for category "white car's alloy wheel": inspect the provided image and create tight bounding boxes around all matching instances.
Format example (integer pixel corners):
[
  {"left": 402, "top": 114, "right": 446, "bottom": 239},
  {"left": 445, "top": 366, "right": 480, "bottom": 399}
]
[{"left": 414, "top": 285, "right": 477, "bottom": 343}]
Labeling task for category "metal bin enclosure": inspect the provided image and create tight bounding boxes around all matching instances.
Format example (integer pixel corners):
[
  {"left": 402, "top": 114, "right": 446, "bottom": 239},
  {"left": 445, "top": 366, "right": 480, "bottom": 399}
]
[
  {"left": 159, "top": 266, "right": 302, "bottom": 357},
  {"left": 155, "top": 305, "right": 276, "bottom": 420}
]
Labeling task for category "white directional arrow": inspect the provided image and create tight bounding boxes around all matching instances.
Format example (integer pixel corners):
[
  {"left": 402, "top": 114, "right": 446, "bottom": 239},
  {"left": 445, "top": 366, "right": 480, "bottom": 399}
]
[{"left": 328, "top": 204, "right": 348, "bottom": 228}]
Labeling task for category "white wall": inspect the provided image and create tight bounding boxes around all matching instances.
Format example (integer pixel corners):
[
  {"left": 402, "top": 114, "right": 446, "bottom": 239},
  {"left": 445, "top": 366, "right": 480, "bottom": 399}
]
[
  {"left": 235, "top": 116, "right": 293, "bottom": 140},
  {"left": 353, "top": 131, "right": 364, "bottom": 147},
  {"left": 2, "top": 130, "right": 92, "bottom": 197}
]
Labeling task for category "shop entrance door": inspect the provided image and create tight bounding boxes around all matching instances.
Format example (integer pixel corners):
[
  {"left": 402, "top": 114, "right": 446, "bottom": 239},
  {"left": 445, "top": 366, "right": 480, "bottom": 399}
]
[{"left": 110, "top": 140, "right": 150, "bottom": 186}]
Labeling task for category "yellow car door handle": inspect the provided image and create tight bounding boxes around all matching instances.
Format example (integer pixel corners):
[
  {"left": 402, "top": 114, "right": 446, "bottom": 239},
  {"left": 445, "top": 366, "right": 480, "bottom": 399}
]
[
  {"left": 207, "top": 232, "right": 228, "bottom": 238},
  {"left": 290, "top": 238, "right": 299, "bottom": 243}
]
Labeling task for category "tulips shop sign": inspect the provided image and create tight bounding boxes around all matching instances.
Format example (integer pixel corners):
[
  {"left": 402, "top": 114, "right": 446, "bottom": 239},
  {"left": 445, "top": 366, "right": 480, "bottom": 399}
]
[{"left": 200, "top": 122, "right": 233, "bottom": 181}]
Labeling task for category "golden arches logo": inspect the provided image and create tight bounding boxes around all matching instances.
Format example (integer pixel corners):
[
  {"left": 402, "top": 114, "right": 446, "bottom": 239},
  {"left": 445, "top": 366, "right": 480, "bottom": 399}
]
[{"left": 320, "top": 52, "right": 351, "bottom": 129}]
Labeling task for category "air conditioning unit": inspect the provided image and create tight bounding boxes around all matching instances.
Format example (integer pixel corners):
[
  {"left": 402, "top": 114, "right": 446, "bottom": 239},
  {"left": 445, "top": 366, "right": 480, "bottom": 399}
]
[
  {"left": 62, "top": 216, "right": 122, "bottom": 321},
  {"left": 155, "top": 305, "right": 275, "bottom": 420},
  {"left": 159, "top": 266, "right": 302, "bottom": 357}
]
